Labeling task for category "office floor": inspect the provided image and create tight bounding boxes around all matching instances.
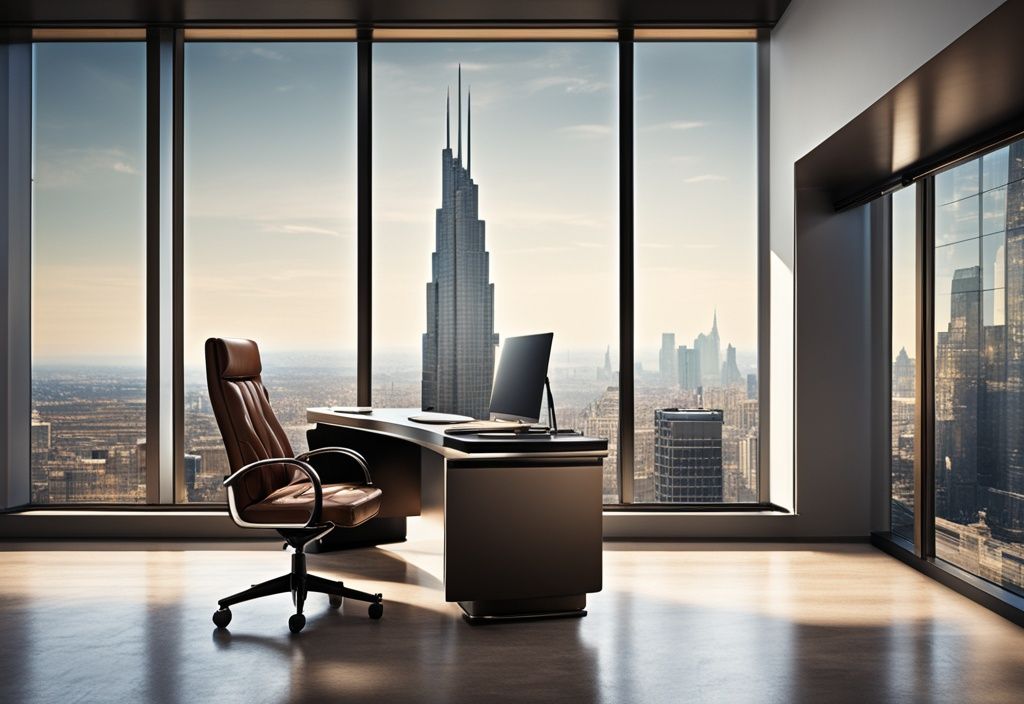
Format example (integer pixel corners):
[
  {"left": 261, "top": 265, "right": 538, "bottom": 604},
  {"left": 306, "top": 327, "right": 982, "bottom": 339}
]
[{"left": 0, "top": 524, "right": 1022, "bottom": 704}]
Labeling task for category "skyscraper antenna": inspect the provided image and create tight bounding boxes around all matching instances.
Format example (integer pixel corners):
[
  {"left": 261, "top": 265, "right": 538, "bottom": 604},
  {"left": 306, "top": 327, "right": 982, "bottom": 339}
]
[
  {"left": 446, "top": 87, "right": 450, "bottom": 150},
  {"left": 467, "top": 88, "right": 471, "bottom": 177},
  {"left": 457, "top": 64, "right": 462, "bottom": 162}
]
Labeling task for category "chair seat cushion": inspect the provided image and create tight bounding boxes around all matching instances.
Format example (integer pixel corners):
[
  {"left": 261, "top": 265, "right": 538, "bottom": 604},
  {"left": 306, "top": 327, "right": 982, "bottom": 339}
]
[{"left": 241, "top": 480, "right": 382, "bottom": 527}]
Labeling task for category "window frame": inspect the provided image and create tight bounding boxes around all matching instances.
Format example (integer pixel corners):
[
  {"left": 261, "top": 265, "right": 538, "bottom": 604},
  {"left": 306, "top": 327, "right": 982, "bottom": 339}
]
[{"left": 6, "top": 25, "right": 772, "bottom": 512}]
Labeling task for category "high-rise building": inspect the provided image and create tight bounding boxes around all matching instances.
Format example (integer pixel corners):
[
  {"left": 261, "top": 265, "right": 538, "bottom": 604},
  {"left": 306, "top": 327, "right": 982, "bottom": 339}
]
[
  {"left": 746, "top": 373, "right": 758, "bottom": 400},
  {"left": 677, "top": 345, "right": 701, "bottom": 391},
  {"left": 935, "top": 265, "right": 982, "bottom": 523},
  {"left": 721, "top": 343, "right": 743, "bottom": 387},
  {"left": 659, "top": 333, "right": 677, "bottom": 386},
  {"left": 654, "top": 408, "right": 724, "bottom": 502},
  {"left": 988, "top": 140, "right": 1024, "bottom": 543},
  {"left": 184, "top": 454, "right": 202, "bottom": 502},
  {"left": 422, "top": 67, "right": 499, "bottom": 420},
  {"left": 694, "top": 311, "right": 721, "bottom": 388},
  {"left": 892, "top": 347, "right": 915, "bottom": 398}
]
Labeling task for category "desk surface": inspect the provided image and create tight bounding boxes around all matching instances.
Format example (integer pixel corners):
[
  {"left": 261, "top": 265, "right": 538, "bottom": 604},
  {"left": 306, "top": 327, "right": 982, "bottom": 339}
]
[{"left": 306, "top": 407, "right": 608, "bottom": 459}]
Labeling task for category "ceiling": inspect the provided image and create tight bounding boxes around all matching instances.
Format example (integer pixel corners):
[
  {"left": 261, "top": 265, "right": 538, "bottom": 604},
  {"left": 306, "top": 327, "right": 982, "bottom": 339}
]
[{"left": 0, "top": 1, "right": 792, "bottom": 27}]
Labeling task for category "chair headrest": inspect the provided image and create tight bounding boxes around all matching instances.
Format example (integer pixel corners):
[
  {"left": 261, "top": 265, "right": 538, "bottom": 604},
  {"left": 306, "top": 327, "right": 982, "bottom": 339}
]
[{"left": 207, "top": 338, "right": 262, "bottom": 380}]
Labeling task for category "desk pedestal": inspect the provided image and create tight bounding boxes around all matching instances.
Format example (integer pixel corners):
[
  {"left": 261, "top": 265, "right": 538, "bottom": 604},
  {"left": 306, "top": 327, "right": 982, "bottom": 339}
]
[{"left": 441, "top": 457, "right": 602, "bottom": 621}]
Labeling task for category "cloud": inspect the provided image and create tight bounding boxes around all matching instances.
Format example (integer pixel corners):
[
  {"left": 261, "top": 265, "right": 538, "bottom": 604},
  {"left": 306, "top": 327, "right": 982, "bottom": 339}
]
[
  {"left": 446, "top": 62, "right": 491, "bottom": 72},
  {"left": 248, "top": 46, "right": 286, "bottom": 62},
  {"left": 683, "top": 174, "right": 727, "bottom": 183},
  {"left": 560, "top": 123, "right": 612, "bottom": 138},
  {"left": 528, "top": 76, "right": 608, "bottom": 94},
  {"left": 34, "top": 147, "right": 141, "bottom": 188},
  {"left": 641, "top": 120, "right": 709, "bottom": 132},
  {"left": 277, "top": 224, "right": 344, "bottom": 237},
  {"left": 111, "top": 161, "right": 138, "bottom": 175}
]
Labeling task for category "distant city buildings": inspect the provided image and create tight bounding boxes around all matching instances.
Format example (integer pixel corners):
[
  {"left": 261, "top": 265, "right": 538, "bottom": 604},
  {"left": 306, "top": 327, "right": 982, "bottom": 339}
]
[
  {"left": 421, "top": 68, "right": 498, "bottom": 420},
  {"left": 659, "top": 333, "right": 677, "bottom": 386},
  {"left": 694, "top": 311, "right": 722, "bottom": 388},
  {"left": 721, "top": 343, "right": 743, "bottom": 388},
  {"left": 677, "top": 346, "right": 701, "bottom": 391}
]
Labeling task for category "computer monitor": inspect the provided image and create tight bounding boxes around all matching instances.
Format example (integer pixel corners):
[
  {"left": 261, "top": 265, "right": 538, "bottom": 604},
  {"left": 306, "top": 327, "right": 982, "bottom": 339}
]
[{"left": 488, "top": 333, "right": 553, "bottom": 423}]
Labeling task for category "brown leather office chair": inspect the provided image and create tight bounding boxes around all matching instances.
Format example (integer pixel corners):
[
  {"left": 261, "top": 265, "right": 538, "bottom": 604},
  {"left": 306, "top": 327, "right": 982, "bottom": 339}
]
[{"left": 206, "top": 337, "right": 384, "bottom": 633}]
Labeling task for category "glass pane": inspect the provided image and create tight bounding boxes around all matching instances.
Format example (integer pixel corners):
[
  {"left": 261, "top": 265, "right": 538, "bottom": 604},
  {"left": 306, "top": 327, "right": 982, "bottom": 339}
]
[
  {"left": 372, "top": 44, "right": 620, "bottom": 502},
  {"left": 982, "top": 232, "right": 1005, "bottom": 289},
  {"left": 935, "top": 239, "right": 980, "bottom": 299},
  {"left": 183, "top": 43, "right": 358, "bottom": 503},
  {"left": 982, "top": 146, "right": 1009, "bottom": 192},
  {"left": 890, "top": 186, "right": 916, "bottom": 541},
  {"left": 935, "top": 158, "right": 979, "bottom": 206},
  {"left": 935, "top": 196, "right": 979, "bottom": 246},
  {"left": 31, "top": 42, "right": 147, "bottom": 504},
  {"left": 634, "top": 42, "right": 758, "bottom": 503},
  {"left": 934, "top": 139, "right": 1024, "bottom": 598},
  {"left": 982, "top": 187, "right": 1006, "bottom": 236}
]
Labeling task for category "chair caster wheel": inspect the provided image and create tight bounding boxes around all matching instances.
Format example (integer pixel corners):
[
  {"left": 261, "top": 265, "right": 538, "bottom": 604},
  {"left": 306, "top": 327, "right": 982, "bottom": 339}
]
[
  {"left": 212, "top": 608, "right": 232, "bottom": 629},
  {"left": 329, "top": 594, "right": 343, "bottom": 609},
  {"left": 289, "top": 613, "right": 306, "bottom": 633},
  {"left": 369, "top": 602, "right": 383, "bottom": 620}
]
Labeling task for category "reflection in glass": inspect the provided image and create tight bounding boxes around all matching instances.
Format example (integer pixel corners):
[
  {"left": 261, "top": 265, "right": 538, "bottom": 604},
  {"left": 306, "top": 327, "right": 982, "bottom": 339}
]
[
  {"left": 372, "top": 44, "right": 620, "bottom": 501},
  {"left": 31, "top": 42, "right": 147, "bottom": 504},
  {"left": 890, "top": 186, "right": 916, "bottom": 541},
  {"left": 934, "top": 139, "right": 1024, "bottom": 598},
  {"left": 183, "top": 43, "right": 358, "bottom": 502},
  {"left": 982, "top": 187, "right": 1006, "bottom": 236},
  {"left": 634, "top": 42, "right": 758, "bottom": 503},
  {"left": 935, "top": 158, "right": 979, "bottom": 205},
  {"left": 935, "top": 196, "right": 979, "bottom": 246}
]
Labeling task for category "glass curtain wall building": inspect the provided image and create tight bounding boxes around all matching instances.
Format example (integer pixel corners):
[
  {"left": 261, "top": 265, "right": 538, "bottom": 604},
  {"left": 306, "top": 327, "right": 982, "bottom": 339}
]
[
  {"left": 932, "top": 139, "right": 1024, "bottom": 597},
  {"left": 182, "top": 42, "right": 358, "bottom": 502},
  {"left": 633, "top": 42, "right": 759, "bottom": 503},
  {"left": 30, "top": 41, "right": 147, "bottom": 504},
  {"left": 26, "top": 34, "right": 761, "bottom": 509},
  {"left": 372, "top": 43, "right": 621, "bottom": 501},
  {"left": 890, "top": 185, "right": 917, "bottom": 542}
]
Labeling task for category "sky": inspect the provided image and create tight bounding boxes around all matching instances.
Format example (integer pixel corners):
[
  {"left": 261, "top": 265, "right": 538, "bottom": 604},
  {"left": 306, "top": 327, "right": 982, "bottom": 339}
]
[{"left": 32, "top": 40, "right": 759, "bottom": 370}]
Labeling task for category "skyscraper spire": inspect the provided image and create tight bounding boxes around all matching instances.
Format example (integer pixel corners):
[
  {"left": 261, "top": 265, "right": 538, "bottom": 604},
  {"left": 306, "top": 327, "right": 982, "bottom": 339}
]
[
  {"left": 712, "top": 308, "right": 719, "bottom": 334},
  {"left": 467, "top": 88, "right": 471, "bottom": 177},
  {"left": 457, "top": 64, "right": 462, "bottom": 162},
  {"left": 446, "top": 87, "right": 450, "bottom": 150}
]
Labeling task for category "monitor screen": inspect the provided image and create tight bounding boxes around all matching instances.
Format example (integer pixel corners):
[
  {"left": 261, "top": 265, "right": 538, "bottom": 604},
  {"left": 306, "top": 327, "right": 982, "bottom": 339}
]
[{"left": 488, "top": 333, "right": 554, "bottom": 423}]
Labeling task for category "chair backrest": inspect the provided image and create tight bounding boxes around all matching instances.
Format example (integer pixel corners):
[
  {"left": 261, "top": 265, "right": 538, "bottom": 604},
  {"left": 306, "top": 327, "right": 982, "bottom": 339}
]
[{"left": 205, "top": 337, "right": 296, "bottom": 510}]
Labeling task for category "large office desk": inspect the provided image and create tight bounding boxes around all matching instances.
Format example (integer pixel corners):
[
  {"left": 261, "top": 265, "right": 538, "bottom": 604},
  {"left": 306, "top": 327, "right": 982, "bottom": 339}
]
[{"left": 305, "top": 407, "right": 608, "bottom": 621}]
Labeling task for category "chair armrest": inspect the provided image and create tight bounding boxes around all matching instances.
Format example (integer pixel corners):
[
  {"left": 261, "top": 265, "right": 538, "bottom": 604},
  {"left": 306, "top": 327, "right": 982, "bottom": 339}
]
[
  {"left": 223, "top": 458, "right": 324, "bottom": 529},
  {"left": 294, "top": 447, "right": 373, "bottom": 486}
]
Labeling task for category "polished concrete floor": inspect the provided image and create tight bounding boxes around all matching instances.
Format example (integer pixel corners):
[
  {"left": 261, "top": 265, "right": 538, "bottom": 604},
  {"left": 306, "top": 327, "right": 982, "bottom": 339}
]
[{"left": 1, "top": 524, "right": 1023, "bottom": 703}]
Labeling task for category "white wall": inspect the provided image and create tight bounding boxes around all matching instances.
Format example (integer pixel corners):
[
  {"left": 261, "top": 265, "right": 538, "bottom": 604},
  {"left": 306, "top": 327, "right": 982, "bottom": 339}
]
[{"left": 607, "top": 0, "right": 1005, "bottom": 538}]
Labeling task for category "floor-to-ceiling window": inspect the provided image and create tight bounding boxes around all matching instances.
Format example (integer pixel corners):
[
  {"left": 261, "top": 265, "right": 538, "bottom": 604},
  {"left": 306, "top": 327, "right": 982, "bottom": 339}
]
[
  {"left": 633, "top": 41, "right": 759, "bottom": 503},
  {"left": 30, "top": 41, "right": 147, "bottom": 504},
  {"left": 890, "top": 185, "right": 917, "bottom": 542},
  {"left": 371, "top": 42, "right": 621, "bottom": 501},
  {"left": 933, "top": 140, "right": 1024, "bottom": 596},
  {"left": 182, "top": 41, "right": 358, "bottom": 502}
]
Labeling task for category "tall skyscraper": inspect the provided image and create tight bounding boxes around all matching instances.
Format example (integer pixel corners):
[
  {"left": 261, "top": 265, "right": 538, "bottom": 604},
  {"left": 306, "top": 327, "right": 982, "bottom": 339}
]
[
  {"left": 422, "top": 67, "right": 499, "bottom": 419},
  {"left": 659, "top": 333, "right": 677, "bottom": 386},
  {"left": 989, "top": 140, "right": 1024, "bottom": 543},
  {"left": 694, "top": 311, "right": 721, "bottom": 388},
  {"left": 935, "top": 265, "right": 982, "bottom": 523},
  {"left": 721, "top": 343, "right": 743, "bottom": 387},
  {"left": 653, "top": 408, "right": 724, "bottom": 502},
  {"left": 677, "top": 345, "right": 701, "bottom": 391},
  {"left": 746, "top": 373, "right": 758, "bottom": 400}
]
